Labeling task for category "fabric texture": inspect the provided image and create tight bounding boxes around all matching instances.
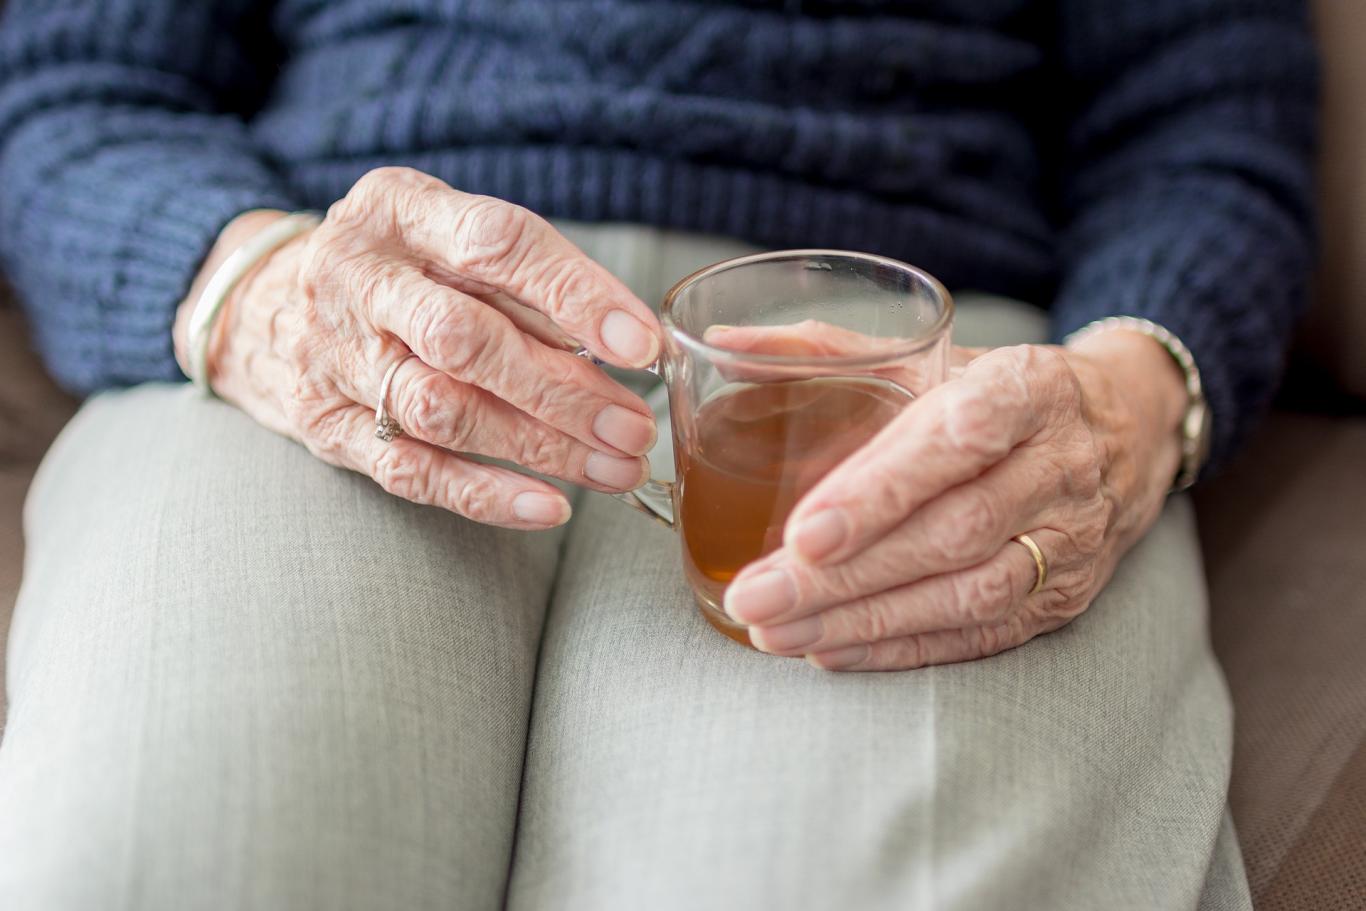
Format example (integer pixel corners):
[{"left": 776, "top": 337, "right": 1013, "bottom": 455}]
[
  {"left": 1, "top": 222, "right": 1247, "bottom": 909},
  {"left": 1195, "top": 411, "right": 1366, "bottom": 910},
  {"left": 1, "top": 384, "right": 567, "bottom": 909},
  {"left": 0, "top": 0, "right": 1318, "bottom": 472}
]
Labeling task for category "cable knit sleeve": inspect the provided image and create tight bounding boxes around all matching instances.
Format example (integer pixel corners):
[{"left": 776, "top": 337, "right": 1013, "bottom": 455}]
[
  {"left": 1051, "top": 0, "right": 1318, "bottom": 473},
  {"left": 0, "top": 0, "right": 298, "bottom": 393}
]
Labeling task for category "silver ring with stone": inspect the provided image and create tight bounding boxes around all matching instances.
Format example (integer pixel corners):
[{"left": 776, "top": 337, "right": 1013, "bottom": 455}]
[{"left": 375, "top": 353, "right": 418, "bottom": 442}]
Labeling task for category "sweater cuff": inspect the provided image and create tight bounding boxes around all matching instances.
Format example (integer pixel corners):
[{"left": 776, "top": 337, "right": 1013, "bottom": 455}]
[
  {"left": 1048, "top": 182, "right": 1310, "bottom": 474},
  {"left": 93, "top": 182, "right": 298, "bottom": 389}
]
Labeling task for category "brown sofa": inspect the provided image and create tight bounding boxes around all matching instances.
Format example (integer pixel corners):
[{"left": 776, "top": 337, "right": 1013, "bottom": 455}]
[{"left": 1, "top": 3, "right": 1363, "bottom": 907}]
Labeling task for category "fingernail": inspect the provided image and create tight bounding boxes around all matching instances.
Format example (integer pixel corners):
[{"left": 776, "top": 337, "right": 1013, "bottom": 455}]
[
  {"left": 593, "top": 404, "right": 657, "bottom": 455},
  {"left": 789, "top": 509, "right": 848, "bottom": 563},
  {"left": 806, "top": 645, "right": 870, "bottom": 671},
  {"left": 600, "top": 310, "right": 659, "bottom": 366},
  {"left": 585, "top": 452, "right": 647, "bottom": 489},
  {"left": 512, "top": 491, "right": 571, "bottom": 527},
  {"left": 750, "top": 615, "right": 823, "bottom": 654},
  {"left": 724, "top": 568, "right": 796, "bottom": 624}
]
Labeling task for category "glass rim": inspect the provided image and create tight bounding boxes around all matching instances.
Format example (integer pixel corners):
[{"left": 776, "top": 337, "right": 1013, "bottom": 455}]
[{"left": 660, "top": 249, "right": 954, "bottom": 369}]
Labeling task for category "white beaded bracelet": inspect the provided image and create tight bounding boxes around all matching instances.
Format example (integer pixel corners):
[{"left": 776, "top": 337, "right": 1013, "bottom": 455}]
[
  {"left": 186, "top": 211, "right": 322, "bottom": 395},
  {"left": 1064, "top": 315, "right": 1212, "bottom": 491}
]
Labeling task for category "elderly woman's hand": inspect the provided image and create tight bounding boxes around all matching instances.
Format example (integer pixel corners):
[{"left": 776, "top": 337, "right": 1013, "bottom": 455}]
[
  {"left": 724, "top": 332, "right": 1189, "bottom": 670},
  {"left": 174, "top": 167, "right": 662, "bottom": 529}
]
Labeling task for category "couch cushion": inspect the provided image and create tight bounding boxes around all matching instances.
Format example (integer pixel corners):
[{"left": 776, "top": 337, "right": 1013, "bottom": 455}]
[
  {"left": 1196, "top": 410, "right": 1366, "bottom": 910},
  {"left": 1305, "top": 0, "right": 1366, "bottom": 398}
]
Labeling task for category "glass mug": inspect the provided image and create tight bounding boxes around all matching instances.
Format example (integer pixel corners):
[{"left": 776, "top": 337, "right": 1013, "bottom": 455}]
[{"left": 608, "top": 250, "right": 953, "bottom": 648}]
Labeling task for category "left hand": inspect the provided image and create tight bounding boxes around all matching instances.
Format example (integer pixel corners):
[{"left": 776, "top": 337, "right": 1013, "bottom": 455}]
[{"left": 723, "top": 333, "right": 1188, "bottom": 671}]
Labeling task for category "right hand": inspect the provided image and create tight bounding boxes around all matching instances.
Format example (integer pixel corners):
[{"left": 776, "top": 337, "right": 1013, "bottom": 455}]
[{"left": 173, "top": 167, "right": 662, "bottom": 529}]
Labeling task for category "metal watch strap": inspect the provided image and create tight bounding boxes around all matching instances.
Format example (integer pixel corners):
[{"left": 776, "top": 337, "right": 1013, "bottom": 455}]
[{"left": 1063, "top": 316, "right": 1211, "bottom": 492}]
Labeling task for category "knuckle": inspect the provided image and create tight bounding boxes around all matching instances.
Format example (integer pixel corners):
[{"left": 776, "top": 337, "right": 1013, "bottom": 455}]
[
  {"left": 1061, "top": 566, "right": 1098, "bottom": 604},
  {"left": 370, "top": 445, "right": 408, "bottom": 496},
  {"left": 535, "top": 258, "right": 594, "bottom": 324},
  {"left": 404, "top": 372, "right": 473, "bottom": 447},
  {"left": 524, "top": 353, "right": 594, "bottom": 426},
  {"left": 356, "top": 165, "right": 415, "bottom": 193},
  {"left": 958, "top": 561, "right": 1016, "bottom": 624},
  {"left": 452, "top": 196, "right": 535, "bottom": 278},
  {"left": 1030, "top": 346, "right": 1083, "bottom": 412},
  {"left": 862, "top": 460, "right": 914, "bottom": 518},
  {"left": 412, "top": 297, "right": 496, "bottom": 377},
  {"left": 335, "top": 167, "right": 424, "bottom": 235},
  {"left": 518, "top": 371, "right": 559, "bottom": 420},
  {"left": 513, "top": 429, "right": 576, "bottom": 475},
  {"left": 941, "top": 387, "right": 1012, "bottom": 460},
  {"left": 372, "top": 445, "right": 431, "bottom": 504},
  {"left": 971, "top": 622, "right": 1010, "bottom": 659},
  {"left": 857, "top": 596, "right": 896, "bottom": 643},
  {"left": 353, "top": 166, "right": 425, "bottom": 208},
  {"left": 940, "top": 490, "right": 1003, "bottom": 561},
  {"left": 901, "top": 634, "right": 928, "bottom": 669},
  {"left": 443, "top": 471, "right": 502, "bottom": 519},
  {"left": 1026, "top": 343, "right": 1071, "bottom": 380},
  {"left": 809, "top": 560, "right": 861, "bottom": 607}
]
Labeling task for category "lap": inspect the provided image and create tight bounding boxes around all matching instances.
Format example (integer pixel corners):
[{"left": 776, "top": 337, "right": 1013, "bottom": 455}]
[
  {"left": 0, "top": 227, "right": 1248, "bottom": 911},
  {"left": 0, "top": 385, "right": 562, "bottom": 910},
  {"left": 508, "top": 295, "right": 1246, "bottom": 910}
]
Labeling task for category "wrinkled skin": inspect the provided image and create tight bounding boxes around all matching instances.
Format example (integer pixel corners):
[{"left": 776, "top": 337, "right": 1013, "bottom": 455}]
[
  {"left": 174, "top": 167, "right": 663, "bottom": 529},
  {"left": 723, "top": 330, "right": 1187, "bottom": 671},
  {"left": 178, "top": 166, "right": 1188, "bottom": 670}
]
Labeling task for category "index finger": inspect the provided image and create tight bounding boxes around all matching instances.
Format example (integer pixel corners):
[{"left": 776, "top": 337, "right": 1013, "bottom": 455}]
[
  {"left": 782, "top": 346, "right": 1058, "bottom": 566},
  {"left": 402, "top": 184, "right": 661, "bottom": 368}
]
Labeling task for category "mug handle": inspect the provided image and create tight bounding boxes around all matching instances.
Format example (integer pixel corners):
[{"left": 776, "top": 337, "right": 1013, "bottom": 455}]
[{"left": 575, "top": 348, "right": 677, "bottom": 529}]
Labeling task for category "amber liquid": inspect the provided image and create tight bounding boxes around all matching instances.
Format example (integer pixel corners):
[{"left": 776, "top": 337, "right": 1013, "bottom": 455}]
[{"left": 677, "top": 377, "right": 911, "bottom": 646}]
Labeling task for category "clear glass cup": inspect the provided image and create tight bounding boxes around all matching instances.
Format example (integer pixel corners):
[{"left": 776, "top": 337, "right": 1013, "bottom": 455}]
[{"left": 616, "top": 250, "right": 953, "bottom": 648}]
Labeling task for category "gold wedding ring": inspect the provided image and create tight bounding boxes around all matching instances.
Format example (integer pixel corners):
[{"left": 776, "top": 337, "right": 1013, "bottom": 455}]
[{"left": 1013, "top": 533, "right": 1048, "bottom": 595}]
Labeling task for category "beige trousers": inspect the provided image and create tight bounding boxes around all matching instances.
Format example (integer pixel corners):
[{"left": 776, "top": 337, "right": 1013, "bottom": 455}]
[{"left": 0, "top": 223, "right": 1249, "bottom": 910}]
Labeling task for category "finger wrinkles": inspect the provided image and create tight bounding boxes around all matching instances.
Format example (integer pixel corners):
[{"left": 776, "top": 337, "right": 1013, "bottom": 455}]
[
  {"left": 441, "top": 464, "right": 505, "bottom": 519},
  {"left": 532, "top": 256, "right": 596, "bottom": 329},
  {"left": 408, "top": 291, "right": 506, "bottom": 381},
  {"left": 510, "top": 430, "right": 578, "bottom": 481},
  {"left": 449, "top": 196, "right": 536, "bottom": 283},
  {"left": 940, "top": 385, "right": 1017, "bottom": 462},
  {"left": 372, "top": 440, "right": 435, "bottom": 504},
  {"left": 515, "top": 349, "right": 579, "bottom": 426},
  {"left": 773, "top": 544, "right": 1027, "bottom": 655},
  {"left": 953, "top": 556, "right": 1018, "bottom": 625},
  {"left": 851, "top": 593, "right": 897, "bottom": 644},
  {"left": 780, "top": 457, "right": 1049, "bottom": 617},
  {"left": 402, "top": 370, "right": 478, "bottom": 451},
  {"left": 933, "top": 486, "right": 1008, "bottom": 565}
]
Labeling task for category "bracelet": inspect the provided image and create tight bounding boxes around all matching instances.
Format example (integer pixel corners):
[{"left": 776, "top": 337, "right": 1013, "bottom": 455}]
[
  {"left": 1063, "top": 315, "right": 1211, "bottom": 492},
  {"left": 186, "top": 211, "right": 322, "bottom": 396}
]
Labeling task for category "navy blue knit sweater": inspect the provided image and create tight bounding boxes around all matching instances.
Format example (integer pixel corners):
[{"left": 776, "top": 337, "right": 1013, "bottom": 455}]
[{"left": 0, "top": 0, "right": 1317, "bottom": 471}]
